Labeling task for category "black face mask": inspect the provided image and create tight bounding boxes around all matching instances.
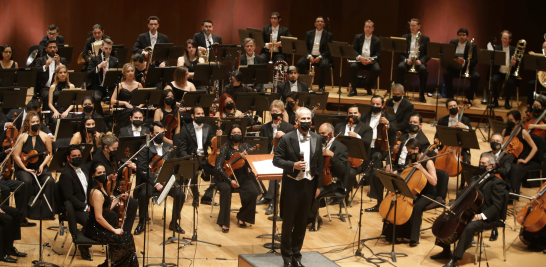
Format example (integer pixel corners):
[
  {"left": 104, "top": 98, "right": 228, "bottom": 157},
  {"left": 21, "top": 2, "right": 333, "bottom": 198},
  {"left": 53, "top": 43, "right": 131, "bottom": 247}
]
[
  {"left": 533, "top": 107, "right": 542, "bottom": 116},
  {"left": 321, "top": 135, "right": 329, "bottom": 144},
  {"left": 225, "top": 103, "right": 234, "bottom": 110},
  {"left": 83, "top": 105, "right": 93, "bottom": 113},
  {"left": 154, "top": 134, "right": 164, "bottom": 145},
  {"left": 299, "top": 122, "right": 312, "bottom": 132},
  {"left": 490, "top": 141, "right": 502, "bottom": 151},
  {"left": 194, "top": 116, "right": 205, "bottom": 125},
  {"left": 393, "top": 95, "right": 402, "bottom": 102},
  {"left": 94, "top": 174, "right": 107, "bottom": 185},
  {"left": 165, "top": 97, "right": 175, "bottom": 105},
  {"left": 271, "top": 113, "right": 283, "bottom": 121},
  {"left": 409, "top": 124, "right": 420, "bottom": 133},
  {"left": 109, "top": 150, "right": 117, "bottom": 158},
  {"left": 286, "top": 102, "right": 295, "bottom": 109},
  {"left": 71, "top": 156, "right": 83, "bottom": 167},
  {"left": 31, "top": 124, "right": 40, "bottom": 132},
  {"left": 449, "top": 107, "right": 459, "bottom": 116},
  {"left": 87, "top": 127, "right": 96, "bottom": 134},
  {"left": 371, "top": 106, "right": 382, "bottom": 114},
  {"left": 132, "top": 120, "right": 144, "bottom": 127},
  {"left": 506, "top": 121, "right": 515, "bottom": 129},
  {"left": 479, "top": 165, "right": 488, "bottom": 172},
  {"left": 230, "top": 134, "right": 242, "bottom": 143}
]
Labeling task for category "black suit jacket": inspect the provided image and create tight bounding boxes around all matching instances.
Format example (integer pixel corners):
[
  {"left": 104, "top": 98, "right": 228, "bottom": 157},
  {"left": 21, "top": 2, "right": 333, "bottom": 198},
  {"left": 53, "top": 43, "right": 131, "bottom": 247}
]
[
  {"left": 392, "top": 131, "right": 430, "bottom": 167},
  {"left": 385, "top": 97, "right": 415, "bottom": 133},
  {"left": 493, "top": 45, "right": 516, "bottom": 75},
  {"left": 360, "top": 111, "right": 398, "bottom": 148},
  {"left": 305, "top": 30, "right": 333, "bottom": 61},
  {"left": 276, "top": 80, "right": 309, "bottom": 103},
  {"left": 118, "top": 124, "right": 150, "bottom": 138},
  {"left": 86, "top": 55, "right": 119, "bottom": 89},
  {"left": 131, "top": 32, "right": 169, "bottom": 55},
  {"left": 437, "top": 114, "right": 472, "bottom": 129},
  {"left": 334, "top": 120, "right": 373, "bottom": 156},
  {"left": 328, "top": 140, "right": 350, "bottom": 189},
  {"left": 193, "top": 32, "right": 222, "bottom": 49},
  {"left": 35, "top": 55, "right": 68, "bottom": 89},
  {"left": 487, "top": 150, "right": 513, "bottom": 180},
  {"left": 261, "top": 25, "right": 292, "bottom": 55},
  {"left": 472, "top": 175, "right": 506, "bottom": 223},
  {"left": 240, "top": 53, "right": 267, "bottom": 66},
  {"left": 177, "top": 122, "right": 214, "bottom": 157},
  {"left": 59, "top": 165, "right": 90, "bottom": 212},
  {"left": 448, "top": 39, "right": 478, "bottom": 71},
  {"left": 136, "top": 142, "right": 176, "bottom": 185},
  {"left": 259, "top": 120, "right": 296, "bottom": 153},
  {"left": 0, "top": 109, "right": 52, "bottom": 134},
  {"left": 399, "top": 33, "right": 431, "bottom": 65},
  {"left": 82, "top": 35, "right": 112, "bottom": 63},
  {"left": 352, "top": 34, "right": 381, "bottom": 63}
]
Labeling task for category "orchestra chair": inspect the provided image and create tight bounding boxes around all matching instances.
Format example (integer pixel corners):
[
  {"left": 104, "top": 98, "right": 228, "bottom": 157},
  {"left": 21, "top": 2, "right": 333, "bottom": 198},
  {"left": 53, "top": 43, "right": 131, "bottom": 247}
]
[
  {"left": 48, "top": 181, "right": 69, "bottom": 256},
  {"left": 63, "top": 201, "right": 111, "bottom": 267},
  {"left": 474, "top": 190, "right": 509, "bottom": 264},
  {"left": 210, "top": 187, "right": 241, "bottom": 217},
  {"left": 321, "top": 163, "right": 352, "bottom": 229}
]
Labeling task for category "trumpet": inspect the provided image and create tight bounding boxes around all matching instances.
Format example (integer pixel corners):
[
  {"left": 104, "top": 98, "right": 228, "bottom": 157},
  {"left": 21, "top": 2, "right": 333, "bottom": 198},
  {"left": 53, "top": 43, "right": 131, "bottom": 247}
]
[
  {"left": 408, "top": 31, "right": 421, "bottom": 73},
  {"left": 463, "top": 38, "right": 475, "bottom": 78}
]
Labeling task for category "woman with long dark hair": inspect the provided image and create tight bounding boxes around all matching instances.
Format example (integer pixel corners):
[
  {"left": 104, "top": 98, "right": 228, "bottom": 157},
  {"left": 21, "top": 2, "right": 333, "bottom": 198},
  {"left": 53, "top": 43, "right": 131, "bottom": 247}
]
[
  {"left": 0, "top": 45, "right": 18, "bottom": 69},
  {"left": 215, "top": 93, "right": 243, "bottom": 118},
  {"left": 154, "top": 89, "right": 180, "bottom": 144},
  {"left": 70, "top": 115, "right": 101, "bottom": 167},
  {"left": 177, "top": 39, "right": 205, "bottom": 90}
]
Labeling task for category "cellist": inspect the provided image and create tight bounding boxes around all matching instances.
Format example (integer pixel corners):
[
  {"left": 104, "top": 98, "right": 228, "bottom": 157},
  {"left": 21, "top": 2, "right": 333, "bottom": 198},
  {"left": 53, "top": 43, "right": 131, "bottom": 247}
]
[
  {"left": 518, "top": 191, "right": 546, "bottom": 254},
  {"left": 431, "top": 152, "right": 506, "bottom": 267},
  {"left": 308, "top": 123, "right": 349, "bottom": 231},
  {"left": 524, "top": 99, "right": 546, "bottom": 138},
  {"left": 435, "top": 98, "right": 471, "bottom": 163}
]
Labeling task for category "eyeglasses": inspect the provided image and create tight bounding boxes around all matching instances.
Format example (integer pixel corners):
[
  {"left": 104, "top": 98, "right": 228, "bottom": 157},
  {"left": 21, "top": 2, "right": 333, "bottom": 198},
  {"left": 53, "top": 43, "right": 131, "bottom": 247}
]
[
  {"left": 3, "top": 51, "right": 12, "bottom": 54},
  {"left": 271, "top": 17, "right": 279, "bottom": 20}
]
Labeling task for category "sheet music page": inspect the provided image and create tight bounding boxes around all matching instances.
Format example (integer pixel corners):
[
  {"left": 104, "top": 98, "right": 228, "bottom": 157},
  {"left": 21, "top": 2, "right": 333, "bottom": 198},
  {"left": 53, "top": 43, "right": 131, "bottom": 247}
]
[{"left": 253, "top": 160, "right": 284, "bottom": 175}]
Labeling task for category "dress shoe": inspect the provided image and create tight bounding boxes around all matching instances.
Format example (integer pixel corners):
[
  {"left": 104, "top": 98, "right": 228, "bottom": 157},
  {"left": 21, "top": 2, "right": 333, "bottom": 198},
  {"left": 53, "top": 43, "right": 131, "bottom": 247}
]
[
  {"left": 283, "top": 262, "right": 293, "bottom": 267},
  {"left": 347, "top": 89, "right": 357, "bottom": 97},
  {"left": 409, "top": 240, "right": 419, "bottom": 247},
  {"left": 442, "top": 258, "right": 458, "bottom": 267},
  {"left": 489, "top": 228, "right": 498, "bottom": 241},
  {"left": 309, "top": 217, "right": 323, "bottom": 232},
  {"left": 366, "top": 89, "right": 373, "bottom": 95},
  {"left": 265, "top": 203, "right": 274, "bottom": 215},
  {"left": 365, "top": 205, "right": 379, "bottom": 212},
  {"left": 237, "top": 221, "right": 248, "bottom": 228},
  {"left": 292, "top": 259, "right": 305, "bottom": 267},
  {"left": 79, "top": 245, "right": 91, "bottom": 261},
  {"left": 256, "top": 196, "right": 270, "bottom": 205},
  {"left": 20, "top": 219, "right": 36, "bottom": 227},
  {"left": 221, "top": 226, "right": 229, "bottom": 233},
  {"left": 200, "top": 197, "right": 219, "bottom": 206},
  {"left": 327, "top": 198, "right": 339, "bottom": 205},
  {"left": 169, "top": 222, "right": 185, "bottom": 234},
  {"left": 419, "top": 96, "right": 426, "bottom": 103},
  {"left": 5, "top": 247, "right": 27, "bottom": 257},
  {"left": 0, "top": 254, "right": 17, "bottom": 263},
  {"left": 504, "top": 102, "right": 512, "bottom": 109},
  {"left": 134, "top": 222, "right": 144, "bottom": 235},
  {"left": 430, "top": 250, "right": 452, "bottom": 260},
  {"left": 319, "top": 87, "right": 325, "bottom": 92},
  {"left": 427, "top": 92, "right": 433, "bottom": 97}
]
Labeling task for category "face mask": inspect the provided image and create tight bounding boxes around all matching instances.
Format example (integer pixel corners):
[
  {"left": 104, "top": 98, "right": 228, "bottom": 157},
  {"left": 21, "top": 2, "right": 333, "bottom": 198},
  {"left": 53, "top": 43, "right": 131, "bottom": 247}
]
[
  {"left": 94, "top": 174, "right": 107, "bottom": 185},
  {"left": 271, "top": 113, "right": 282, "bottom": 121},
  {"left": 87, "top": 127, "right": 96, "bottom": 134},
  {"left": 490, "top": 141, "right": 501, "bottom": 151},
  {"left": 230, "top": 134, "right": 242, "bottom": 143},
  {"left": 109, "top": 149, "right": 117, "bottom": 158},
  {"left": 165, "top": 97, "right": 175, "bottom": 105},
  {"left": 393, "top": 95, "right": 402, "bottom": 102},
  {"left": 299, "top": 122, "right": 312, "bottom": 132},
  {"left": 154, "top": 134, "right": 164, "bottom": 145},
  {"left": 194, "top": 116, "right": 205, "bottom": 124},
  {"left": 479, "top": 165, "right": 488, "bottom": 172},
  {"left": 533, "top": 107, "right": 542, "bottom": 116},
  {"left": 409, "top": 124, "right": 420, "bottom": 133},
  {"left": 132, "top": 120, "right": 144, "bottom": 127},
  {"left": 286, "top": 102, "right": 295, "bottom": 109},
  {"left": 83, "top": 105, "right": 93, "bottom": 113},
  {"left": 371, "top": 106, "right": 382, "bottom": 114},
  {"left": 321, "top": 135, "right": 329, "bottom": 144},
  {"left": 71, "top": 156, "right": 83, "bottom": 167},
  {"left": 31, "top": 124, "right": 40, "bottom": 132},
  {"left": 225, "top": 103, "right": 234, "bottom": 110},
  {"left": 506, "top": 121, "right": 515, "bottom": 129},
  {"left": 449, "top": 107, "right": 459, "bottom": 116}
]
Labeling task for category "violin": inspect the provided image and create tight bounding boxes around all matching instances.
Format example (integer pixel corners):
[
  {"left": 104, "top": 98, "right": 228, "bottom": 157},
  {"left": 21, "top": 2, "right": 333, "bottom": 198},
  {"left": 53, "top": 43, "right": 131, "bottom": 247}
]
[
  {"left": 118, "top": 148, "right": 132, "bottom": 228},
  {"left": 149, "top": 146, "right": 178, "bottom": 174},
  {"left": 374, "top": 106, "right": 390, "bottom": 152},
  {"left": 516, "top": 182, "right": 546, "bottom": 234},
  {"left": 1, "top": 112, "right": 21, "bottom": 180},
  {"left": 164, "top": 101, "right": 185, "bottom": 140},
  {"left": 322, "top": 132, "right": 341, "bottom": 187},
  {"left": 524, "top": 107, "right": 546, "bottom": 138},
  {"left": 347, "top": 117, "right": 363, "bottom": 168},
  {"left": 390, "top": 131, "right": 403, "bottom": 164},
  {"left": 208, "top": 118, "right": 222, "bottom": 166},
  {"left": 223, "top": 145, "right": 259, "bottom": 183},
  {"left": 106, "top": 157, "right": 117, "bottom": 197},
  {"left": 20, "top": 150, "right": 51, "bottom": 167}
]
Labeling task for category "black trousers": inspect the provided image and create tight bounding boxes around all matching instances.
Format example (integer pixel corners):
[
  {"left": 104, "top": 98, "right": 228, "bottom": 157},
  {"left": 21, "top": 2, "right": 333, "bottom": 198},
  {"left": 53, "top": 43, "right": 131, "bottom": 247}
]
[
  {"left": 216, "top": 178, "right": 259, "bottom": 228},
  {"left": 296, "top": 56, "right": 330, "bottom": 89},
  {"left": 200, "top": 160, "right": 220, "bottom": 200},
  {"left": 397, "top": 61, "right": 429, "bottom": 96},
  {"left": 0, "top": 205, "right": 21, "bottom": 258},
  {"left": 491, "top": 73, "right": 518, "bottom": 103},
  {"left": 111, "top": 197, "right": 138, "bottom": 232},
  {"left": 366, "top": 148, "right": 388, "bottom": 203},
  {"left": 0, "top": 179, "right": 24, "bottom": 213},
  {"left": 134, "top": 182, "right": 184, "bottom": 222},
  {"left": 264, "top": 179, "right": 280, "bottom": 201},
  {"left": 15, "top": 170, "right": 55, "bottom": 219},
  {"left": 383, "top": 195, "right": 432, "bottom": 243},
  {"left": 438, "top": 220, "right": 496, "bottom": 260},
  {"left": 507, "top": 161, "right": 542, "bottom": 194},
  {"left": 443, "top": 68, "right": 480, "bottom": 100},
  {"left": 280, "top": 177, "right": 315, "bottom": 263},
  {"left": 350, "top": 62, "right": 381, "bottom": 92},
  {"left": 89, "top": 85, "right": 110, "bottom": 116}
]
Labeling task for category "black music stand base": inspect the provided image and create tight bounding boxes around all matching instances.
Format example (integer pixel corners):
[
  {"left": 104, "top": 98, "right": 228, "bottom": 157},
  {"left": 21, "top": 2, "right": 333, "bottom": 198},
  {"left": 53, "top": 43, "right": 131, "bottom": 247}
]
[
  {"left": 32, "top": 198, "right": 60, "bottom": 267},
  {"left": 375, "top": 196, "right": 407, "bottom": 263}
]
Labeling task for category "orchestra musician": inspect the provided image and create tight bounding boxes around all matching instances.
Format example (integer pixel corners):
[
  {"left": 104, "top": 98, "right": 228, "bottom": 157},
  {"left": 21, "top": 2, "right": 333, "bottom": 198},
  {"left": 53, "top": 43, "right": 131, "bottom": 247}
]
[
  {"left": 224, "top": 71, "right": 253, "bottom": 100},
  {"left": 396, "top": 18, "right": 430, "bottom": 103},
  {"left": 296, "top": 16, "right": 333, "bottom": 92},
  {"left": 257, "top": 100, "right": 294, "bottom": 214},
  {"left": 273, "top": 107, "right": 323, "bottom": 267},
  {"left": 276, "top": 66, "right": 309, "bottom": 103},
  {"left": 132, "top": 16, "right": 169, "bottom": 67},
  {"left": 194, "top": 19, "right": 223, "bottom": 55},
  {"left": 386, "top": 84, "right": 415, "bottom": 133},
  {"left": 308, "top": 122, "right": 349, "bottom": 231},
  {"left": 525, "top": 99, "right": 546, "bottom": 138},
  {"left": 1, "top": 99, "right": 53, "bottom": 139},
  {"left": 491, "top": 30, "right": 518, "bottom": 109},
  {"left": 526, "top": 41, "right": 546, "bottom": 106},
  {"left": 81, "top": 24, "right": 111, "bottom": 72},
  {"left": 87, "top": 38, "right": 119, "bottom": 113},
  {"left": 443, "top": 28, "right": 480, "bottom": 104},
  {"left": 0, "top": 203, "right": 25, "bottom": 263},
  {"left": 240, "top": 38, "right": 267, "bottom": 93},
  {"left": 431, "top": 152, "right": 506, "bottom": 267},
  {"left": 133, "top": 122, "right": 185, "bottom": 235},
  {"left": 284, "top": 92, "right": 301, "bottom": 126},
  {"left": 154, "top": 89, "right": 180, "bottom": 145},
  {"left": 382, "top": 138, "right": 437, "bottom": 247},
  {"left": 262, "top": 12, "right": 292, "bottom": 63},
  {"left": 519, "top": 191, "right": 546, "bottom": 254},
  {"left": 69, "top": 115, "right": 101, "bottom": 168},
  {"left": 215, "top": 93, "right": 244, "bottom": 118},
  {"left": 110, "top": 63, "right": 144, "bottom": 132},
  {"left": 118, "top": 109, "right": 150, "bottom": 138},
  {"left": 76, "top": 96, "right": 108, "bottom": 131},
  {"left": 435, "top": 98, "right": 472, "bottom": 163},
  {"left": 214, "top": 124, "right": 260, "bottom": 232},
  {"left": 0, "top": 140, "right": 26, "bottom": 229},
  {"left": 47, "top": 65, "right": 75, "bottom": 127},
  {"left": 35, "top": 40, "right": 67, "bottom": 102},
  {"left": 131, "top": 54, "right": 154, "bottom": 88},
  {"left": 176, "top": 39, "right": 206, "bottom": 91},
  {"left": 348, "top": 20, "right": 381, "bottom": 97},
  {"left": 0, "top": 45, "right": 18, "bottom": 69},
  {"left": 38, "top": 24, "right": 64, "bottom": 53}
]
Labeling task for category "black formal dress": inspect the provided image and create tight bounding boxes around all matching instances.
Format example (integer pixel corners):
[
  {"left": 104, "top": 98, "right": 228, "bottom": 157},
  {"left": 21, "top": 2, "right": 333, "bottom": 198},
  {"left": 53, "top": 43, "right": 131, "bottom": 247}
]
[
  {"left": 0, "top": 61, "right": 16, "bottom": 69},
  {"left": 261, "top": 24, "right": 292, "bottom": 62},
  {"left": 396, "top": 33, "right": 431, "bottom": 97},
  {"left": 491, "top": 45, "right": 518, "bottom": 106},
  {"left": 507, "top": 130, "right": 543, "bottom": 193},
  {"left": 276, "top": 80, "right": 309, "bottom": 103},
  {"left": 184, "top": 58, "right": 205, "bottom": 90},
  {"left": 385, "top": 97, "right": 415, "bottom": 133},
  {"left": 34, "top": 55, "right": 68, "bottom": 101},
  {"left": 50, "top": 81, "right": 72, "bottom": 127},
  {"left": 83, "top": 189, "right": 139, "bottom": 267},
  {"left": 443, "top": 39, "right": 480, "bottom": 100},
  {"left": 296, "top": 29, "right": 334, "bottom": 89},
  {"left": 114, "top": 86, "right": 138, "bottom": 133},
  {"left": 0, "top": 205, "right": 22, "bottom": 260},
  {"left": 349, "top": 34, "right": 381, "bottom": 93}
]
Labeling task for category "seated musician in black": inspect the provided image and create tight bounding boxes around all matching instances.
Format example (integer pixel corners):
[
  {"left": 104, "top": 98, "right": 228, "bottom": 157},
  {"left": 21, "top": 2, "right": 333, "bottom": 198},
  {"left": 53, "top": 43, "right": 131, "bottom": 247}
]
[
  {"left": 431, "top": 152, "right": 506, "bottom": 267},
  {"left": 284, "top": 92, "right": 301, "bottom": 126},
  {"left": 69, "top": 115, "right": 101, "bottom": 170},
  {"left": 0, "top": 134, "right": 26, "bottom": 228},
  {"left": 257, "top": 100, "right": 293, "bottom": 214},
  {"left": 133, "top": 122, "right": 185, "bottom": 235},
  {"left": 118, "top": 109, "right": 149, "bottom": 138},
  {"left": 75, "top": 96, "right": 108, "bottom": 131},
  {"left": 86, "top": 38, "right": 119, "bottom": 113},
  {"left": 382, "top": 138, "right": 437, "bottom": 247},
  {"left": 1, "top": 99, "right": 54, "bottom": 147},
  {"left": 0, "top": 202, "right": 26, "bottom": 263},
  {"left": 38, "top": 24, "right": 64, "bottom": 51},
  {"left": 132, "top": 54, "right": 157, "bottom": 88},
  {"left": 154, "top": 89, "right": 180, "bottom": 145},
  {"left": 386, "top": 84, "right": 415, "bottom": 133},
  {"left": 519, "top": 191, "right": 546, "bottom": 254},
  {"left": 308, "top": 122, "right": 349, "bottom": 231},
  {"left": 276, "top": 66, "right": 309, "bottom": 103},
  {"left": 214, "top": 124, "right": 260, "bottom": 233},
  {"left": 224, "top": 71, "right": 253, "bottom": 101},
  {"left": 435, "top": 98, "right": 472, "bottom": 163},
  {"left": 240, "top": 38, "right": 267, "bottom": 93},
  {"left": 524, "top": 99, "right": 546, "bottom": 139}
]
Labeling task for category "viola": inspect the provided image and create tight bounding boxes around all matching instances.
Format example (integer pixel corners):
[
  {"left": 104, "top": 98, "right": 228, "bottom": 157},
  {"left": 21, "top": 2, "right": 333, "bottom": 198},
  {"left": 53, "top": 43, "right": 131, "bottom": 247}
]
[
  {"left": 149, "top": 146, "right": 177, "bottom": 174},
  {"left": 118, "top": 148, "right": 133, "bottom": 228},
  {"left": 347, "top": 117, "right": 364, "bottom": 168},
  {"left": 223, "top": 145, "right": 259, "bottom": 182},
  {"left": 208, "top": 118, "right": 222, "bottom": 166},
  {"left": 20, "top": 150, "right": 50, "bottom": 167},
  {"left": 516, "top": 182, "right": 546, "bottom": 233},
  {"left": 164, "top": 101, "right": 184, "bottom": 140}
]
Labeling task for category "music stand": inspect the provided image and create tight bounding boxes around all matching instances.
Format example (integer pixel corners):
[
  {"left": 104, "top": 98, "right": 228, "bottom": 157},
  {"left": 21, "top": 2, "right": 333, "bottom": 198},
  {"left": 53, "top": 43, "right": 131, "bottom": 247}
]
[
  {"left": 194, "top": 63, "right": 230, "bottom": 97},
  {"left": 428, "top": 42, "right": 456, "bottom": 125},
  {"left": 103, "top": 68, "right": 123, "bottom": 95},
  {"left": 476, "top": 49, "right": 506, "bottom": 142},
  {"left": 329, "top": 41, "right": 357, "bottom": 109},
  {"left": 280, "top": 37, "right": 306, "bottom": 66},
  {"left": 167, "top": 46, "right": 185, "bottom": 62},
  {"left": 118, "top": 136, "right": 146, "bottom": 160},
  {"left": 0, "top": 87, "right": 28, "bottom": 109},
  {"left": 216, "top": 45, "right": 243, "bottom": 63},
  {"left": 16, "top": 68, "right": 39, "bottom": 88},
  {"left": 150, "top": 43, "right": 174, "bottom": 64},
  {"left": 380, "top": 37, "right": 407, "bottom": 94},
  {"left": 523, "top": 54, "right": 546, "bottom": 96},
  {"left": 235, "top": 92, "right": 279, "bottom": 112},
  {"left": 488, "top": 118, "right": 507, "bottom": 135},
  {"left": 68, "top": 71, "right": 86, "bottom": 88},
  {"left": 54, "top": 117, "right": 105, "bottom": 140},
  {"left": 461, "top": 162, "right": 485, "bottom": 186},
  {"left": 242, "top": 137, "right": 268, "bottom": 154},
  {"left": 145, "top": 66, "right": 177, "bottom": 86},
  {"left": 181, "top": 91, "right": 215, "bottom": 108},
  {"left": 57, "top": 46, "right": 73, "bottom": 64},
  {"left": 204, "top": 117, "right": 248, "bottom": 136},
  {"left": 239, "top": 64, "right": 271, "bottom": 88},
  {"left": 30, "top": 173, "right": 59, "bottom": 267},
  {"left": 113, "top": 47, "right": 129, "bottom": 64},
  {"left": 130, "top": 88, "right": 163, "bottom": 109},
  {"left": 48, "top": 144, "right": 93, "bottom": 174},
  {"left": 0, "top": 69, "right": 17, "bottom": 87},
  {"left": 56, "top": 89, "right": 93, "bottom": 111},
  {"left": 238, "top": 29, "right": 265, "bottom": 48}
]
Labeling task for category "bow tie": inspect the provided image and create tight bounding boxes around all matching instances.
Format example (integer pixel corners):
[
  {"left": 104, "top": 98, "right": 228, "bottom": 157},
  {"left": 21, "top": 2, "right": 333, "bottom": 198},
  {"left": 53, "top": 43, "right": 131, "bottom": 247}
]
[{"left": 299, "top": 134, "right": 309, "bottom": 142}]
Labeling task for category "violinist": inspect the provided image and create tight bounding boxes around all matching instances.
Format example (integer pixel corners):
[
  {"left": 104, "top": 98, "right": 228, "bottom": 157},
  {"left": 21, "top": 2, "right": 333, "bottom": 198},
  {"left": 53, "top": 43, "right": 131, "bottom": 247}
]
[
  {"left": 1, "top": 99, "right": 53, "bottom": 138},
  {"left": 524, "top": 99, "right": 546, "bottom": 138},
  {"left": 132, "top": 54, "right": 157, "bottom": 88},
  {"left": 435, "top": 98, "right": 472, "bottom": 163},
  {"left": 385, "top": 84, "right": 415, "bottom": 133},
  {"left": 382, "top": 138, "right": 437, "bottom": 247},
  {"left": 0, "top": 136, "right": 25, "bottom": 227},
  {"left": 284, "top": 92, "right": 301, "bottom": 126},
  {"left": 387, "top": 112, "right": 430, "bottom": 175},
  {"left": 214, "top": 124, "right": 260, "bottom": 233},
  {"left": 308, "top": 123, "right": 348, "bottom": 231},
  {"left": 224, "top": 71, "right": 253, "bottom": 101},
  {"left": 69, "top": 115, "right": 101, "bottom": 169},
  {"left": 154, "top": 89, "right": 180, "bottom": 145},
  {"left": 257, "top": 100, "right": 294, "bottom": 214},
  {"left": 118, "top": 109, "right": 149, "bottom": 138},
  {"left": 215, "top": 93, "right": 243, "bottom": 118},
  {"left": 431, "top": 152, "right": 505, "bottom": 267},
  {"left": 133, "top": 122, "right": 185, "bottom": 235}
]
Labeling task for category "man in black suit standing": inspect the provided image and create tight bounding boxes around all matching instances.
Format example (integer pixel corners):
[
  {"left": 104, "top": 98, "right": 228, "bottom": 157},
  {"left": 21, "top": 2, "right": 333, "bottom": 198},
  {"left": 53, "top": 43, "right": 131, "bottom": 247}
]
[
  {"left": 296, "top": 16, "right": 333, "bottom": 92},
  {"left": 491, "top": 30, "right": 518, "bottom": 109},
  {"left": 443, "top": 28, "right": 480, "bottom": 102},
  {"left": 35, "top": 40, "right": 67, "bottom": 101},
  {"left": 81, "top": 24, "right": 112, "bottom": 72},
  {"left": 385, "top": 84, "right": 415, "bottom": 133},
  {"left": 261, "top": 12, "right": 292, "bottom": 63},
  {"left": 38, "top": 24, "right": 65, "bottom": 54},
  {"left": 273, "top": 107, "right": 323, "bottom": 267},
  {"left": 86, "top": 38, "right": 119, "bottom": 110},
  {"left": 348, "top": 20, "right": 381, "bottom": 97},
  {"left": 118, "top": 109, "right": 149, "bottom": 138},
  {"left": 132, "top": 16, "right": 169, "bottom": 67},
  {"left": 277, "top": 66, "right": 309, "bottom": 103},
  {"left": 436, "top": 98, "right": 472, "bottom": 163},
  {"left": 240, "top": 38, "right": 268, "bottom": 92},
  {"left": 396, "top": 18, "right": 430, "bottom": 103},
  {"left": 193, "top": 19, "right": 223, "bottom": 56}
]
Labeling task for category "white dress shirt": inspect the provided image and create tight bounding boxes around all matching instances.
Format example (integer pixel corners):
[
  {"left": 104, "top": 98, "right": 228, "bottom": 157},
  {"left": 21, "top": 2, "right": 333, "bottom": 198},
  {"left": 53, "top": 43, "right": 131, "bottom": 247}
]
[
  {"left": 456, "top": 41, "right": 467, "bottom": 66},
  {"left": 290, "top": 80, "right": 298, "bottom": 92},
  {"left": 310, "top": 29, "right": 323, "bottom": 57},
  {"left": 71, "top": 164, "right": 88, "bottom": 211},
  {"left": 369, "top": 113, "right": 381, "bottom": 147},
  {"left": 294, "top": 130, "right": 312, "bottom": 180},
  {"left": 149, "top": 31, "right": 158, "bottom": 48},
  {"left": 448, "top": 115, "right": 469, "bottom": 129},
  {"left": 44, "top": 54, "right": 56, "bottom": 87},
  {"left": 154, "top": 143, "right": 163, "bottom": 156},
  {"left": 193, "top": 122, "right": 205, "bottom": 156},
  {"left": 393, "top": 97, "right": 403, "bottom": 113},
  {"left": 357, "top": 34, "right": 372, "bottom": 60},
  {"left": 499, "top": 45, "right": 510, "bottom": 74},
  {"left": 270, "top": 122, "right": 279, "bottom": 154},
  {"left": 398, "top": 133, "right": 417, "bottom": 165},
  {"left": 132, "top": 125, "right": 142, "bottom": 137},
  {"left": 246, "top": 53, "right": 255, "bottom": 65},
  {"left": 344, "top": 123, "right": 361, "bottom": 139}
]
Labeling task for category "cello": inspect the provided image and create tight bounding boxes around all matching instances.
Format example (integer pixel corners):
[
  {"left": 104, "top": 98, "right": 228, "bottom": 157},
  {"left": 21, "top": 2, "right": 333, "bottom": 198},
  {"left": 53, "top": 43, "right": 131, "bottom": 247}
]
[
  {"left": 524, "top": 107, "right": 546, "bottom": 138},
  {"left": 516, "top": 182, "right": 546, "bottom": 234},
  {"left": 434, "top": 101, "right": 468, "bottom": 176},
  {"left": 208, "top": 118, "right": 222, "bottom": 166}
]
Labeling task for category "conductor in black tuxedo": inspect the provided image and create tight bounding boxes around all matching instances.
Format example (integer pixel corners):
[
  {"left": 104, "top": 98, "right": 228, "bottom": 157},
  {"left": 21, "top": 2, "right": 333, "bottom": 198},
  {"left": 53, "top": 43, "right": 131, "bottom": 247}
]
[
  {"left": 240, "top": 38, "right": 267, "bottom": 92},
  {"left": 386, "top": 84, "right": 415, "bottom": 133},
  {"left": 396, "top": 18, "right": 430, "bottom": 103},
  {"left": 193, "top": 19, "right": 223, "bottom": 55},
  {"left": 273, "top": 107, "right": 323, "bottom": 267},
  {"left": 296, "top": 16, "right": 333, "bottom": 92},
  {"left": 261, "top": 12, "right": 292, "bottom": 63},
  {"left": 349, "top": 20, "right": 381, "bottom": 97},
  {"left": 491, "top": 30, "right": 518, "bottom": 109},
  {"left": 132, "top": 16, "right": 169, "bottom": 67},
  {"left": 38, "top": 24, "right": 64, "bottom": 54},
  {"left": 276, "top": 66, "right": 309, "bottom": 103},
  {"left": 118, "top": 109, "right": 150, "bottom": 138},
  {"left": 443, "top": 28, "right": 480, "bottom": 102},
  {"left": 431, "top": 152, "right": 506, "bottom": 267},
  {"left": 435, "top": 99, "right": 472, "bottom": 163},
  {"left": 81, "top": 24, "right": 112, "bottom": 72},
  {"left": 87, "top": 38, "right": 119, "bottom": 110},
  {"left": 35, "top": 40, "right": 67, "bottom": 101}
]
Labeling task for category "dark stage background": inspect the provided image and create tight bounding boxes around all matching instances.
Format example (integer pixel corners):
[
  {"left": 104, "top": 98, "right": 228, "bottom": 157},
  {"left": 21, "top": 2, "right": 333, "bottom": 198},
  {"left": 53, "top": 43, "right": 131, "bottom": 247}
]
[{"left": 2, "top": 0, "right": 545, "bottom": 95}]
